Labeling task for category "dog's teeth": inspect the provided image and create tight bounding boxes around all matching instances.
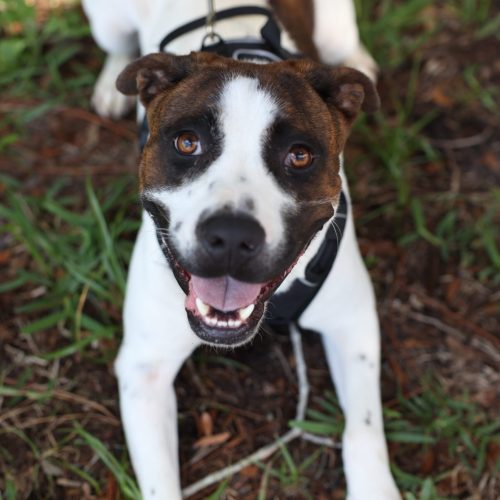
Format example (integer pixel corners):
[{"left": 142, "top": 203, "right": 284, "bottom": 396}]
[
  {"left": 217, "top": 320, "right": 228, "bottom": 328},
  {"left": 233, "top": 320, "right": 242, "bottom": 328},
  {"left": 238, "top": 304, "right": 254, "bottom": 321},
  {"left": 228, "top": 319, "right": 236, "bottom": 328},
  {"left": 195, "top": 298, "right": 210, "bottom": 316},
  {"left": 207, "top": 317, "right": 217, "bottom": 326}
]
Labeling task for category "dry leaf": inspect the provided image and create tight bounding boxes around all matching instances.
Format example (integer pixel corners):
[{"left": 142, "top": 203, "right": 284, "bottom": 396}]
[{"left": 194, "top": 431, "right": 231, "bottom": 449}]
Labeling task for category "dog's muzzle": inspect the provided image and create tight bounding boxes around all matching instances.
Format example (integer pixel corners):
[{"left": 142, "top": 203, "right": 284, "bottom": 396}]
[
  {"left": 143, "top": 199, "right": 305, "bottom": 346},
  {"left": 184, "top": 214, "right": 298, "bottom": 346}
]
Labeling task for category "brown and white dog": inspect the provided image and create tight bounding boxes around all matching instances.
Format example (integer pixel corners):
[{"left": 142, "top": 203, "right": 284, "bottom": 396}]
[{"left": 82, "top": 0, "right": 400, "bottom": 498}]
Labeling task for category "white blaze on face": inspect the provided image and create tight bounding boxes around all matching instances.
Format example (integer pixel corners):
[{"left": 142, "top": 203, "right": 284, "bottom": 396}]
[{"left": 150, "top": 76, "right": 294, "bottom": 259}]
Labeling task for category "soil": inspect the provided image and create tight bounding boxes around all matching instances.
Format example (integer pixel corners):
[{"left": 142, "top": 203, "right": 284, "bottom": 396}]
[{"left": 0, "top": 4, "right": 498, "bottom": 499}]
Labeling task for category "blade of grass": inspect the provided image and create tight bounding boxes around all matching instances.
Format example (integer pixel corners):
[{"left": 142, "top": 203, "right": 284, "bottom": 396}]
[{"left": 74, "top": 424, "right": 140, "bottom": 499}]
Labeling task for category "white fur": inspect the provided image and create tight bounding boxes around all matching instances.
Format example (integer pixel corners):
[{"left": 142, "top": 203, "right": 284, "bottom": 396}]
[
  {"left": 83, "top": 1, "right": 399, "bottom": 499},
  {"left": 148, "top": 76, "right": 291, "bottom": 258},
  {"left": 91, "top": 54, "right": 136, "bottom": 118},
  {"left": 300, "top": 173, "right": 399, "bottom": 499},
  {"left": 116, "top": 214, "right": 199, "bottom": 499},
  {"left": 313, "top": 0, "right": 378, "bottom": 81}
]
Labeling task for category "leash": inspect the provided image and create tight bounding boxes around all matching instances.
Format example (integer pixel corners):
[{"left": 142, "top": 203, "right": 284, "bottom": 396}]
[
  {"left": 139, "top": 3, "right": 349, "bottom": 329},
  {"left": 205, "top": 0, "right": 217, "bottom": 43}
]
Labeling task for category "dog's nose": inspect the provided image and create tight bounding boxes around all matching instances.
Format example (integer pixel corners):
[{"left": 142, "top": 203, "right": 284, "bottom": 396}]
[{"left": 198, "top": 214, "right": 265, "bottom": 265}]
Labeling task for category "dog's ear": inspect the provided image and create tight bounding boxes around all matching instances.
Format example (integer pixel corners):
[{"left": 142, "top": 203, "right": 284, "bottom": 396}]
[
  {"left": 286, "top": 61, "right": 380, "bottom": 122},
  {"left": 116, "top": 53, "right": 195, "bottom": 106}
]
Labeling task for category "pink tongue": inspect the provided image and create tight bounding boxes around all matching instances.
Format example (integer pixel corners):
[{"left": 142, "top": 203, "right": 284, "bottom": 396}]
[{"left": 191, "top": 275, "right": 262, "bottom": 312}]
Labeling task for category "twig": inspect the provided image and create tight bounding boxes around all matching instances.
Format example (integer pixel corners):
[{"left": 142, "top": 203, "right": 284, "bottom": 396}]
[
  {"left": 409, "top": 289, "right": 499, "bottom": 348},
  {"left": 400, "top": 308, "right": 500, "bottom": 364},
  {"left": 272, "top": 343, "right": 296, "bottom": 384},
  {"left": 1, "top": 380, "right": 118, "bottom": 420},
  {"left": 429, "top": 128, "right": 492, "bottom": 149},
  {"left": 182, "top": 324, "right": 332, "bottom": 498},
  {"left": 21, "top": 164, "right": 136, "bottom": 176},
  {"left": 302, "top": 432, "right": 339, "bottom": 448},
  {"left": 61, "top": 107, "right": 136, "bottom": 140},
  {"left": 182, "top": 428, "right": 301, "bottom": 498},
  {"left": 186, "top": 358, "right": 209, "bottom": 397}
]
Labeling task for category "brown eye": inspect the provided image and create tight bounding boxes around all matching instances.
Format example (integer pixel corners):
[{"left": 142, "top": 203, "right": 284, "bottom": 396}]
[
  {"left": 285, "top": 145, "right": 314, "bottom": 169},
  {"left": 174, "top": 132, "right": 201, "bottom": 155}
]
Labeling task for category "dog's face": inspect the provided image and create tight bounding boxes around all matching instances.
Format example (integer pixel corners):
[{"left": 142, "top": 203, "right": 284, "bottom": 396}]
[{"left": 117, "top": 52, "right": 379, "bottom": 346}]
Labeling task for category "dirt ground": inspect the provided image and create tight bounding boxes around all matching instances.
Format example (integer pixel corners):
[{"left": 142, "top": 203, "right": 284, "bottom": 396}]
[{"left": 0, "top": 1, "right": 499, "bottom": 499}]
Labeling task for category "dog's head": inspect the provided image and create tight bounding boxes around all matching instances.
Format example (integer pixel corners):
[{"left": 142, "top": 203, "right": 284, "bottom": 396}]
[{"left": 117, "top": 52, "right": 379, "bottom": 346}]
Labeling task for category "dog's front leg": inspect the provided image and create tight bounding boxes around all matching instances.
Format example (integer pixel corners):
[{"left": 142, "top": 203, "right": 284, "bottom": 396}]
[
  {"left": 115, "top": 351, "right": 185, "bottom": 499},
  {"left": 312, "top": 0, "right": 378, "bottom": 82},
  {"left": 115, "top": 218, "right": 201, "bottom": 499},
  {"left": 301, "top": 197, "right": 400, "bottom": 499},
  {"left": 82, "top": 0, "right": 138, "bottom": 118}
]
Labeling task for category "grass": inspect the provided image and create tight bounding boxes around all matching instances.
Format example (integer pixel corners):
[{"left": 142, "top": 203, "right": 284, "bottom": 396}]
[
  {"left": 0, "top": 174, "right": 138, "bottom": 360},
  {"left": 1, "top": 0, "right": 499, "bottom": 498},
  {"left": 291, "top": 385, "right": 500, "bottom": 498},
  {"left": 0, "top": 0, "right": 95, "bottom": 97},
  {"left": 74, "top": 425, "right": 141, "bottom": 498},
  {"left": 353, "top": 0, "right": 500, "bottom": 281},
  {"left": 255, "top": 445, "right": 325, "bottom": 500}
]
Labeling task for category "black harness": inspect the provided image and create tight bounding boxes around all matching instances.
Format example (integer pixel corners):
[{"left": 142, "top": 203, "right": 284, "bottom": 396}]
[{"left": 140, "top": 6, "right": 348, "bottom": 329}]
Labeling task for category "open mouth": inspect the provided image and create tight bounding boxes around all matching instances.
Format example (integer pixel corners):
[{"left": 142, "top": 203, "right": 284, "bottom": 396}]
[
  {"left": 184, "top": 274, "right": 277, "bottom": 345},
  {"left": 158, "top": 234, "right": 301, "bottom": 346},
  {"left": 184, "top": 265, "right": 297, "bottom": 345},
  {"left": 188, "top": 276, "right": 261, "bottom": 330},
  {"left": 155, "top": 229, "right": 303, "bottom": 346}
]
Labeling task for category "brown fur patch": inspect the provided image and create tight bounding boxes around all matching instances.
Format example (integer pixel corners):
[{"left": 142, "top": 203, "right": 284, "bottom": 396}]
[
  {"left": 116, "top": 52, "right": 379, "bottom": 196},
  {"left": 270, "top": 0, "right": 318, "bottom": 59}
]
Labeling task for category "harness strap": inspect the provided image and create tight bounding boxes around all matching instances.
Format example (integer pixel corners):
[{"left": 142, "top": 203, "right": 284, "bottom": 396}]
[
  {"left": 266, "top": 192, "right": 348, "bottom": 327},
  {"left": 159, "top": 6, "right": 276, "bottom": 51}
]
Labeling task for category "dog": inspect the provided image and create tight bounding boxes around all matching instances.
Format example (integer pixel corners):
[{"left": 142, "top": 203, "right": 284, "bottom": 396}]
[{"left": 82, "top": 0, "right": 400, "bottom": 498}]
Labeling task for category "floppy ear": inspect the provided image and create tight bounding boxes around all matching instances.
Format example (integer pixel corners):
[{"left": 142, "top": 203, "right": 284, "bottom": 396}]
[
  {"left": 286, "top": 61, "right": 380, "bottom": 122},
  {"left": 116, "top": 52, "right": 195, "bottom": 106}
]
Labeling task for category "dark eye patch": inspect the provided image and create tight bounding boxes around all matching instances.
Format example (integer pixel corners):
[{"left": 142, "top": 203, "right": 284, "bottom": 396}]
[
  {"left": 161, "top": 112, "right": 219, "bottom": 151},
  {"left": 267, "top": 120, "right": 324, "bottom": 157},
  {"left": 264, "top": 119, "right": 326, "bottom": 182},
  {"left": 154, "top": 111, "right": 223, "bottom": 186}
]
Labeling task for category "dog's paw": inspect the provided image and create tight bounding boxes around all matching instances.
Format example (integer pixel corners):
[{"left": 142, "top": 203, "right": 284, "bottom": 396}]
[
  {"left": 342, "top": 44, "right": 379, "bottom": 84},
  {"left": 92, "top": 53, "right": 135, "bottom": 119}
]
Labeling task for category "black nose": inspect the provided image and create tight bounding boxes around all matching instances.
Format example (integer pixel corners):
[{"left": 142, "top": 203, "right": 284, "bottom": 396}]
[{"left": 197, "top": 214, "right": 265, "bottom": 267}]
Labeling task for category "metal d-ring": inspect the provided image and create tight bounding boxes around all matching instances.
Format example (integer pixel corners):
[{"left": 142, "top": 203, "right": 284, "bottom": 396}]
[{"left": 201, "top": 32, "right": 223, "bottom": 48}]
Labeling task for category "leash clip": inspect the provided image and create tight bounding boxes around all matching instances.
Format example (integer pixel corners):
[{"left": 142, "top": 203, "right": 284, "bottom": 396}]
[{"left": 205, "top": 0, "right": 219, "bottom": 43}]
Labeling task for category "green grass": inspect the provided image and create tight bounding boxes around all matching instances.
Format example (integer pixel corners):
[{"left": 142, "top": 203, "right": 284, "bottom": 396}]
[
  {"left": 290, "top": 385, "right": 500, "bottom": 498},
  {"left": 0, "top": 0, "right": 499, "bottom": 498},
  {"left": 0, "top": 0, "right": 95, "bottom": 97},
  {"left": 0, "top": 174, "right": 139, "bottom": 361},
  {"left": 0, "top": 0, "right": 100, "bottom": 155},
  {"left": 74, "top": 425, "right": 141, "bottom": 498},
  {"left": 255, "top": 445, "right": 324, "bottom": 500},
  {"left": 350, "top": 0, "right": 500, "bottom": 280}
]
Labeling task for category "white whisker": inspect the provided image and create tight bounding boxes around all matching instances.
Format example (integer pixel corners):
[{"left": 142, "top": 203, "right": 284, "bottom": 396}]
[
  {"left": 330, "top": 219, "right": 340, "bottom": 248},
  {"left": 296, "top": 197, "right": 336, "bottom": 207}
]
